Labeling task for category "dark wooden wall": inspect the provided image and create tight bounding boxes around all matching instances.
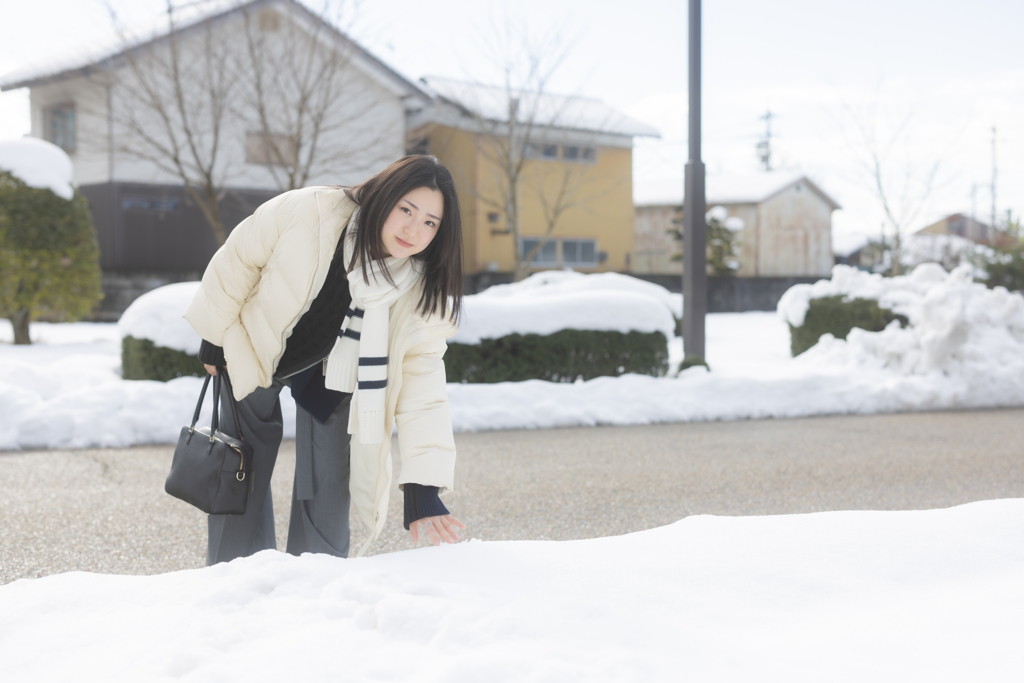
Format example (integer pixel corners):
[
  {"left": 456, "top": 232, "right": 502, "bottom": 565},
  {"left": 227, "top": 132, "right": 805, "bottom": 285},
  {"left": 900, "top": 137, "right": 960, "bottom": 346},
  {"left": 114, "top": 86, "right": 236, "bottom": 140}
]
[{"left": 80, "top": 182, "right": 278, "bottom": 271}]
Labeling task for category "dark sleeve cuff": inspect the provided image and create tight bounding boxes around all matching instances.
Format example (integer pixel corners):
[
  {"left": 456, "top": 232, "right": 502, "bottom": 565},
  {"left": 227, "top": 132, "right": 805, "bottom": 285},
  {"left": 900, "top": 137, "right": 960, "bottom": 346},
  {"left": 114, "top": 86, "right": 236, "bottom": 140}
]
[
  {"left": 403, "top": 483, "right": 450, "bottom": 530},
  {"left": 198, "top": 339, "right": 226, "bottom": 366}
]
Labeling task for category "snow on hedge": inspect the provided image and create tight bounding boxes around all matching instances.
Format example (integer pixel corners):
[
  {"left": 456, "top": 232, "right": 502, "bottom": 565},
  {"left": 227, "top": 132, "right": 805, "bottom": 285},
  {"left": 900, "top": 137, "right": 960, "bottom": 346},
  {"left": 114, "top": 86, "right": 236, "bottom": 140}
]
[
  {"left": 778, "top": 263, "right": 1024, "bottom": 377},
  {"left": 0, "top": 137, "right": 74, "bottom": 200},
  {"left": 117, "top": 281, "right": 203, "bottom": 354},
  {"left": 1, "top": 499, "right": 1020, "bottom": 680},
  {"left": 452, "top": 271, "right": 679, "bottom": 345}
]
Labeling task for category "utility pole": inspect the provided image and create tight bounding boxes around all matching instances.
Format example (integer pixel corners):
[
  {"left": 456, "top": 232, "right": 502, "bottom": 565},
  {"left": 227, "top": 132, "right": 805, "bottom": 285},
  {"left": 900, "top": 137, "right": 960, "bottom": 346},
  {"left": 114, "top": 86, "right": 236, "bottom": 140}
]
[
  {"left": 991, "top": 125, "right": 997, "bottom": 231},
  {"left": 682, "top": 0, "right": 707, "bottom": 361},
  {"left": 971, "top": 182, "right": 977, "bottom": 237},
  {"left": 756, "top": 110, "right": 774, "bottom": 171}
]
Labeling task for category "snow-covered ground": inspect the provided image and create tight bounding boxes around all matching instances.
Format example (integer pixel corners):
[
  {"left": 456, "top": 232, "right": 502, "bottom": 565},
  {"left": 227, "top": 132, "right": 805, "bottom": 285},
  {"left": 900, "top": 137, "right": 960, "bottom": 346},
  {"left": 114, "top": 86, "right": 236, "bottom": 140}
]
[
  {"left": 1, "top": 499, "right": 1020, "bottom": 680},
  {"left": 2, "top": 264, "right": 1022, "bottom": 450},
  {"left": 0, "top": 312, "right": 788, "bottom": 449}
]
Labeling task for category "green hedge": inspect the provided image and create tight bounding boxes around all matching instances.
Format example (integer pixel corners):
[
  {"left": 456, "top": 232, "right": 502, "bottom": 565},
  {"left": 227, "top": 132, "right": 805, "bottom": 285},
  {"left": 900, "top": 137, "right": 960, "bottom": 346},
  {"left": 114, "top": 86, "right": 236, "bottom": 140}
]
[
  {"left": 789, "top": 296, "right": 908, "bottom": 356},
  {"left": 446, "top": 329, "right": 669, "bottom": 383},
  {"left": 122, "top": 336, "right": 205, "bottom": 381},
  {"left": 123, "top": 329, "right": 670, "bottom": 384}
]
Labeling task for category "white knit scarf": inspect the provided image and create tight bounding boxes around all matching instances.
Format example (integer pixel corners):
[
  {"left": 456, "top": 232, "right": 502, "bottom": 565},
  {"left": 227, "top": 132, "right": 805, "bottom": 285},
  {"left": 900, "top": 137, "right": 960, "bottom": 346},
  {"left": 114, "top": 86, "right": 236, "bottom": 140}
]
[{"left": 324, "top": 211, "right": 423, "bottom": 444}]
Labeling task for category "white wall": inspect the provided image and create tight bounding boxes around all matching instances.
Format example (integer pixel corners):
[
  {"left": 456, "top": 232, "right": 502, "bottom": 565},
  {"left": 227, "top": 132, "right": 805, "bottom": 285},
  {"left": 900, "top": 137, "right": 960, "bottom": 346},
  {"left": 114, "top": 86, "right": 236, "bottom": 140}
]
[
  {"left": 756, "top": 183, "right": 834, "bottom": 277},
  {"left": 30, "top": 77, "right": 111, "bottom": 186},
  {"left": 30, "top": 4, "right": 409, "bottom": 191}
]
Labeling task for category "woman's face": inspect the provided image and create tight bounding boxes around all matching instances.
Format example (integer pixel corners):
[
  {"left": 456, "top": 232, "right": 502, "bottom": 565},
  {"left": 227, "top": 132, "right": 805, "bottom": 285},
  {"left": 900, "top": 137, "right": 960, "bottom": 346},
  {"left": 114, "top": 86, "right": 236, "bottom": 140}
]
[{"left": 380, "top": 186, "right": 444, "bottom": 259}]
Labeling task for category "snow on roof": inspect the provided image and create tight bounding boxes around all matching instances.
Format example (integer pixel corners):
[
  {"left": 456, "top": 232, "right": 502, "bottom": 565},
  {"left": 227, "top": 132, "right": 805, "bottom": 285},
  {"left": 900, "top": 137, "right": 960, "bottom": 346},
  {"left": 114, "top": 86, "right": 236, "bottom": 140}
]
[
  {"left": 635, "top": 172, "right": 840, "bottom": 210},
  {"left": 0, "top": 138, "right": 74, "bottom": 200},
  {"left": 420, "top": 76, "right": 660, "bottom": 139},
  {"left": 0, "top": 0, "right": 428, "bottom": 102},
  {"left": 0, "top": 0, "right": 243, "bottom": 90}
]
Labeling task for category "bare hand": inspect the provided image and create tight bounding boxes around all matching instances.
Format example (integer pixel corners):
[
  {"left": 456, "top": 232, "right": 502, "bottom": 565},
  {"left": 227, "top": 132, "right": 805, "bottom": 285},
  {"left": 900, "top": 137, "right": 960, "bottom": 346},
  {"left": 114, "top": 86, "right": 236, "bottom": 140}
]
[
  {"left": 409, "top": 514, "right": 466, "bottom": 546},
  {"left": 204, "top": 364, "right": 218, "bottom": 376}
]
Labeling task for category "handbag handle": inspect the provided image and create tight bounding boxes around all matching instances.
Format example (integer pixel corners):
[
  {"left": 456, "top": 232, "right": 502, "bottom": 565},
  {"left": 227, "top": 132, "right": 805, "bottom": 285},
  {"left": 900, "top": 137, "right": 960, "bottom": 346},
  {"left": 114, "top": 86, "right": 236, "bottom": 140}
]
[
  {"left": 187, "top": 372, "right": 221, "bottom": 442},
  {"left": 187, "top": 368, "right": 244, "bottom": 442},
  {"left": 189, "top": 374, "right": 213, "bottom": 433},
  {"left": 219, "top": 368, "right": 245, "bottom": 441},
  {"left": 210, "top": 370, "right": 221, "bottom": 437}
]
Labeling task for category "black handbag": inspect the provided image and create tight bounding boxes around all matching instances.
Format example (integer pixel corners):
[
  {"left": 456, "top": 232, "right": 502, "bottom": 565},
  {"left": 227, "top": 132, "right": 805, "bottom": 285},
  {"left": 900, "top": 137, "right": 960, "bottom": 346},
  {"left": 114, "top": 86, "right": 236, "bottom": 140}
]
[{"left": 165, "top": 369, "right": 254, "bottom": 515}]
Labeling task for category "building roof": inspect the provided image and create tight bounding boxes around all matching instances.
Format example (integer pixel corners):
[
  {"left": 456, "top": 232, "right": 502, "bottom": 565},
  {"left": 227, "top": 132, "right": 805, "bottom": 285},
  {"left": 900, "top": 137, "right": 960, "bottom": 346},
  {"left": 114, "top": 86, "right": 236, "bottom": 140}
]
[
  {"left": 917, "top": 213, "right": 991, "bottom": 233},
  {"left": 416, "top": 76, "right": 661, "bottom": 139},
  {"left": 0, "top": 0, "right": 429, "bottom": 105},
  {"left": 636, "top": 172, "right": 841, "bottom": 211}
]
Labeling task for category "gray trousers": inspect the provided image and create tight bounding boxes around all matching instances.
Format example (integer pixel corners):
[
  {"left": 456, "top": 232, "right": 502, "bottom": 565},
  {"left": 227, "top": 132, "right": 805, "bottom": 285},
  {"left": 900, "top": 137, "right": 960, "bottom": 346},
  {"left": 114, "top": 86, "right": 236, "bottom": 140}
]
[{"left": 207, "top": 379, "right": 352, "bottom": 565}]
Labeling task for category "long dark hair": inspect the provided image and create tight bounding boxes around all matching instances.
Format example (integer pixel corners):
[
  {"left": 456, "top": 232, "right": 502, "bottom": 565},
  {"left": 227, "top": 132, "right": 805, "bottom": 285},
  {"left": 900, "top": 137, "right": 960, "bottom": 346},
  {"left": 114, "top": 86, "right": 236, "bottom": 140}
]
[{"left": 343, "top": 155, "right": 463, "bottom": 323}]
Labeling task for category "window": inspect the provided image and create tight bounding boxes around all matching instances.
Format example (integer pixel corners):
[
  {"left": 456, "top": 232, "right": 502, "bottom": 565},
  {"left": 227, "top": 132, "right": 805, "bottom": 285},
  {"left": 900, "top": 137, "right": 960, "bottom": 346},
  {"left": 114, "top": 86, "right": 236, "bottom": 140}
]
[
  {"left": 528, "top": 143, "right": 597, "bottom": 164},
  {"left": 562, "top": 238, "right": 598, "bottom": 267},
  {"left": 246, "top": 132, "right": 297, "bottom": 166},
  {"left": 521, "top": 238, "right": 559, "bottom": 267},
  {"left": 44, "top": 105, "right": 76, "bottom": 153}
]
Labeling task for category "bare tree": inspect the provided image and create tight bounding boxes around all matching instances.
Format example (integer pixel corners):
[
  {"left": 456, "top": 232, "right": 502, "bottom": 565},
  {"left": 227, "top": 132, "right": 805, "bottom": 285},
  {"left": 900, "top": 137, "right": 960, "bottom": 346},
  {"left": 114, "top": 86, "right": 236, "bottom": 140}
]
[
  {"left": 100, "top": 0, "right": 390, "bottom": 246},
  {"left": 444, "top": 14, "right": 621, "bottom": 281},
  {"left": 841, "top": 102, "right": 943, "bottom": 276},
  {"left": 105, "top": 0, "right": 239, "bottom": 245},
  {"left": 237, "top": 1, "right": 396, "bottom": 191}
]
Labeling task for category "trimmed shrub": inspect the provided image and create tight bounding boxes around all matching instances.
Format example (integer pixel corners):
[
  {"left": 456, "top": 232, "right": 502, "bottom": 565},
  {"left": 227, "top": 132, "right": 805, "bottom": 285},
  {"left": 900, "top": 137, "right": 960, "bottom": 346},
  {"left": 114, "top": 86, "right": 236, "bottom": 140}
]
[
  {"left": 0, "top": 171, "right": 102, "bottom": 344},
  {"left": 446, "top": 329, "right": 669, "bottom": 383},
  {"left": 789, "top": 296, "right": 908, "bottom": 356},
  {"left": 122, "top": 335, "right": 205, "bottom": 381}
]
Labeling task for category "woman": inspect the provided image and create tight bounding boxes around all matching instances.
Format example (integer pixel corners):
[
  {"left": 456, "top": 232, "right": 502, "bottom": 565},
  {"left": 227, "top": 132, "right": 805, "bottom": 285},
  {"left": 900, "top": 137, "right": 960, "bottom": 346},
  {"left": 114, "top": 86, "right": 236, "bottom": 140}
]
[{"left": 183, "top": 155, "right": 466, "bottom": 564}]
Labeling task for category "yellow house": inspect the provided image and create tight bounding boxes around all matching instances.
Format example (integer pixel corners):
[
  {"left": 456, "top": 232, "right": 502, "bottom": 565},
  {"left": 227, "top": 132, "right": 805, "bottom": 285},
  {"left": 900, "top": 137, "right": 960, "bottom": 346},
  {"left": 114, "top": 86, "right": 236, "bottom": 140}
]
[{"left": 407, "top": 77, "right": 659, "bottom": 282}]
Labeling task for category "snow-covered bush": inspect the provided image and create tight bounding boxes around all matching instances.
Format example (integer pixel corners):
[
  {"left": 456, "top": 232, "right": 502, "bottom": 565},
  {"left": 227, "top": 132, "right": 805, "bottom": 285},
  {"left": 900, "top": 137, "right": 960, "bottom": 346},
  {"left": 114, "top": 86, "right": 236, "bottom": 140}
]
[
  {"left": 0, "top": 139, "right": 101, "bottom": 345},
  {"left": 118, "top": 282, "right": 204, "bottom": 380},
  {"left": 779, "top": 263, "right": 1024, "bottom": 380},
  {"left": 448, "top": 271, "right": 676, "bottom": 382},
  {"left": 788, "top": 296, "right": 907, "bottom": 356}
]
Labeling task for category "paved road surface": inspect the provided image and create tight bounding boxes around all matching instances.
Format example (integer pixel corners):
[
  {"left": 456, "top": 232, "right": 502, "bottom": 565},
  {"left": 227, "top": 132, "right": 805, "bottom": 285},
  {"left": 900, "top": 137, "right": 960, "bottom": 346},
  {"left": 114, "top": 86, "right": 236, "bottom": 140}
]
[{"left": 2, "top": 409, "right": 1022, "bottom": 584}]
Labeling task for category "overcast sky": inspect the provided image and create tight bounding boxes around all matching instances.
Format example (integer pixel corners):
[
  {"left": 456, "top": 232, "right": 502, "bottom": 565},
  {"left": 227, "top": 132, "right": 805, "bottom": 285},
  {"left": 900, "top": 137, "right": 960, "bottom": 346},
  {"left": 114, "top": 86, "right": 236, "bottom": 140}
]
[{"left": 2, "top": 0, "right": 1022, "bottom": 252}]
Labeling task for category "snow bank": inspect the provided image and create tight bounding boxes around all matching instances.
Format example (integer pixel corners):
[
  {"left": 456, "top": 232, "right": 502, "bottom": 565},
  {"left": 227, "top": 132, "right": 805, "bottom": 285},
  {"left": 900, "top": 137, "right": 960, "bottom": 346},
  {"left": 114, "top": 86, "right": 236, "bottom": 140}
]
[
  {"left": 2, "top": 499, "right": 1020, "bottom": 680},
  {"left": 0, "top": 137, "right": 74, "bottom": 200},
  {"left": 3, "top": 306, "right": 1023, "bottom": 450},
  {"left": 778, "top": 263, "right": 1024, "bottom": 377},
  {"left": 117, "top": 281, "right": 203, "bottom": 354},
  {"left": 453, "top": 271, "right": 678, "bottom": 344},
  {"left": 0, "top": 323, "right": 297, "bottom": 450}
]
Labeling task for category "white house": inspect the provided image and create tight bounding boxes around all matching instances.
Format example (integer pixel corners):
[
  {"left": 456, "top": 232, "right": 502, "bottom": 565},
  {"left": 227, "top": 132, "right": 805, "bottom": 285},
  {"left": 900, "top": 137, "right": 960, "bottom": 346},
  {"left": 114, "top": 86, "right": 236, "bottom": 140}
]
[
  {"left": 634, "top": 172, "right": 840, "bottom": 278},
  {"left": 0, "top": 0, "right": 429, "bottom": 316}
]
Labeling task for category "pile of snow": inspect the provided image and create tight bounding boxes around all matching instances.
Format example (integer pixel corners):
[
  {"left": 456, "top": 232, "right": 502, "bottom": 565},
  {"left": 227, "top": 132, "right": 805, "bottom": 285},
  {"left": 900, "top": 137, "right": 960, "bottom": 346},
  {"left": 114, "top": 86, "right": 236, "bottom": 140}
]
[
  {"left": 0, "top": 319, "right": 298, "bottom": 451},
  {"left": 1, "top": 500, "right": 1020, "bottom": 680},
  {"left": 778, "top": 263, "right": 1024, "bottom": 374},
  {"left": 452, "top": 271, "right": 678, "bottom": 345},
  {"left": 0, "top": 137, "right": 74, "bottom": 200},
  {"left": 4, "top": 297, "right": 1024, "bottom": 449},
  {"left": 117, "top": 281, "right": 203, "bottom": 354}
]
